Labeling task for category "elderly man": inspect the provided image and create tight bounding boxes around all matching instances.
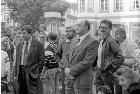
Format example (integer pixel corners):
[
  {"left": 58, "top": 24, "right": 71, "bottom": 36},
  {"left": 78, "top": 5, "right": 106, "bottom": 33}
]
[
  {"left": 64, "top": 20, "right": 98, "bottom": 94},
  {"left": 14, "top": 25, "right": 45, "bottom": 94},
  {"left": 95, "top": 20, "right": 124, "bottom": 94}
]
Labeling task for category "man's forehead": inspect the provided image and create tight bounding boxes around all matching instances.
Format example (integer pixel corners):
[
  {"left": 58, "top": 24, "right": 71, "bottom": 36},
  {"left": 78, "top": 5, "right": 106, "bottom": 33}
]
[
  {"left": 100, "top": 23, "right": 109, "bottom": 27},
  {"left": 76, "top": 20, "right": 85, "bottom": 25}
]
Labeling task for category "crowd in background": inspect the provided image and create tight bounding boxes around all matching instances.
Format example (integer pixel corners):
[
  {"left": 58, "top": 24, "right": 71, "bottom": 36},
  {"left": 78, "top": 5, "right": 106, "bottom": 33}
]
[{"left": 1, "top": 20, "right": 140, "bottom": 94}]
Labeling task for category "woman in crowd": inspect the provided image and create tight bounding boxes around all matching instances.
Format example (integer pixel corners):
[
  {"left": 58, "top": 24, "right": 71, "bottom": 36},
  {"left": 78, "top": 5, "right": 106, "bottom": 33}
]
[
  {"left": 114, "top": 67, "right": 140, "bottom": 94},
  {"left": 41, "top": 32, "right": 59, "bottom": 94},
  {"left": 115, "top": 28, "right": 138, "bottom": 70},
  {"left": 39, "top": 24, "right": 49, "bottom": 36},
  {"left": 1, "top": 37, "right": 11, "bottom": 93}
]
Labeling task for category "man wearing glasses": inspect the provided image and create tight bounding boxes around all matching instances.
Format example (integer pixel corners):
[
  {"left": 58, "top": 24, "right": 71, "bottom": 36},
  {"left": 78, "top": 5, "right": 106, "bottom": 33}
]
[{"left": 95, "top": 19, "right": 124, "bottom": 94}]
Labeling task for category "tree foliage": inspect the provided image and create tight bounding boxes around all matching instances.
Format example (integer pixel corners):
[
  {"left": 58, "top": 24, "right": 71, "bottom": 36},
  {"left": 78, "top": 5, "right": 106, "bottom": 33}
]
[{"left": 7, "top": 0, "right": 69, "bottom": 30}]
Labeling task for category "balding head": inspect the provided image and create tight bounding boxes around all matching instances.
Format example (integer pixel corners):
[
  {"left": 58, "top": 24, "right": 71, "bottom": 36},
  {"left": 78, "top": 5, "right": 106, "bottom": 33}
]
[{"left": 76, "top": 20, "right": 90, "bottom": 36}]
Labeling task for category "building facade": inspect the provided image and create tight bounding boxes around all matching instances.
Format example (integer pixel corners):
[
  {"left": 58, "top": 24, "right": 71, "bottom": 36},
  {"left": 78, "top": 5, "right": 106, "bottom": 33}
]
[
  {"left": 77, "top": 0, "right": 140, "bottom": 42},
  {"left": 64, "top": 3, "right": 77, "bottom": 27},
  {"left": 1, "top": 0, "right": 11, "bottom": 23}
]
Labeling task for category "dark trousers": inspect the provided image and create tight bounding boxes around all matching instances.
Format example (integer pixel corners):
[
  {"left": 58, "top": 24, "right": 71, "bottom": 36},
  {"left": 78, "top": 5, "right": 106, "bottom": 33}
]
[
  {"left": 95, "top": 70, "right": 114, "bottom": 94},
  {"left": 18, "top": 65, "right": 28, "bottom": 94},
  {"left": 61, "top": 68, "right": 66, "bottom": 94},
  {"left": 114, "top": 78, "right": 122, "bottom": 94},
  {"left": 65, "top": 76, "right": 75, "bottom": 94}
]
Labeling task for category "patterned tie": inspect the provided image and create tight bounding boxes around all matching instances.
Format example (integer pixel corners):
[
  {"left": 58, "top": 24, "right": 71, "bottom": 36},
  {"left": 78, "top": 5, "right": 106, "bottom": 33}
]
[
  {"left": 72, "top": 37, "right": 80, "bottom": 56},
  {"left": 23, "top": 42, "right": 28, "bottom": 66}
]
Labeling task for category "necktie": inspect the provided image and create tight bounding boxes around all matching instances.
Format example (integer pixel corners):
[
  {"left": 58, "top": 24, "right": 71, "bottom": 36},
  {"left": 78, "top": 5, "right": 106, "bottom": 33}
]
[
  {"left": 97, "top": 40, "right": 103, "bottom": 68},
  {"left": 72, "top": 37, "right": 80, "bottom": 55},
  {"left": 23, "top": 42, "right": 28, "bottom": 66}
]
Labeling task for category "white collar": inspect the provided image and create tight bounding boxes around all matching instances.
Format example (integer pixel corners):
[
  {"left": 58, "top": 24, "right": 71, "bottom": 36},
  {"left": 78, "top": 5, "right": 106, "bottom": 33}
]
[
  {"left": 78, "top": 33, "right": 89, "bottom": 42},
  {"left": 24, "top": 37, "right": 32, "bottom": 44},
  {"left": 66, "top": 39, "right": 71, "bottom": 43}
]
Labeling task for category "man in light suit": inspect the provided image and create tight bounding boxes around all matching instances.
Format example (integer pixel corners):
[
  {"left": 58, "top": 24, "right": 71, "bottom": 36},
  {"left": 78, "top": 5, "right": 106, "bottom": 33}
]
[
  {"left": 64, "top": 20, "right": 98, "bottom": 94},
  {"left": 14, "top": 25, "right": 45, "bottom": 94}
]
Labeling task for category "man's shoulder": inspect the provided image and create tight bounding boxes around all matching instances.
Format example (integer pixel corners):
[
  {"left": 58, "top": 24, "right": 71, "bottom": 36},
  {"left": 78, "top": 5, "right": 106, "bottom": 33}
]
[
  {"left": 107, "top": 35, "right": 118, "bottom": 44},
  {"left": 86, "top": 36, "right": 98, "bottom": 46}
]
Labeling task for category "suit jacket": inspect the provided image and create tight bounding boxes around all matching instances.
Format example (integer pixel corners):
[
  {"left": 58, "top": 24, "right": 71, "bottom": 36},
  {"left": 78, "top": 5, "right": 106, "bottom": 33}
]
[
  {"left": 100, "top": 35, "right": 124, "bottom": 73},
  {"left": 68, "top": 34, "right": 98, "bottom": 88},
  {"left": 15, "top": 38, "right": 45, "bottom": 80},
  {"left": 55, "top": 39, "right": 71, "bottom": 68}
]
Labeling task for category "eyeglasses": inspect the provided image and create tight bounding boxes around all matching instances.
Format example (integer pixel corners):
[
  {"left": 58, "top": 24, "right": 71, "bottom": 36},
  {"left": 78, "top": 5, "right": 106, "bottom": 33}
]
[{"left": 99, "top": 26, "right": 108, "bottom": 30}]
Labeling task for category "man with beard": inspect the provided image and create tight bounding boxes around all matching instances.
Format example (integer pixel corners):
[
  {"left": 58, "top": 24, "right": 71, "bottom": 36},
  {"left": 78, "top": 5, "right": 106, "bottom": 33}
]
[
  {"left": 64, "top": 20, "right": 98, "bottom": 94},
  {"left": 55, "top": 26, "right": 76, "bottom": 94}
]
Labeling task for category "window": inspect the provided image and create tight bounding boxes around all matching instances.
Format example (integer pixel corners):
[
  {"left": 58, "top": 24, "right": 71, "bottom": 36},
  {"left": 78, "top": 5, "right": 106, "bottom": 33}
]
[
  {"left": 80, "top": 0, "right": 85, "bottom": 12},
  {"left": 87, "top": 0, "right": 94, "bottom": 12},
  {"left": 130, "top": 0, "right": 140, "bottom": 10},
  {"left": 100, "top": 0, "right": 109, "bottom": 12},
  {"left": 1, "top": 0, "right": 7, "bottom": 3},
  {"left": 130, "top": 22, "right": 140, "bottom": 42},
  {"left": 114, "top": 0, "right": 124, "bottom": 11},
  {"left": 3, "top": 12, "right": 10, "bottom": 22}
]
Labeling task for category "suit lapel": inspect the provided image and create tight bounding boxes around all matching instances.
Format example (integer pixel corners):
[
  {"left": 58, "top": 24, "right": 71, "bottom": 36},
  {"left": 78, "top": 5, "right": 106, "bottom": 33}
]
[
  {"left": 70, "top": 35, "right": 90, "bottom": 63},
  {"left": 27, "top": 39, "right": 36, "bottom": 58}
]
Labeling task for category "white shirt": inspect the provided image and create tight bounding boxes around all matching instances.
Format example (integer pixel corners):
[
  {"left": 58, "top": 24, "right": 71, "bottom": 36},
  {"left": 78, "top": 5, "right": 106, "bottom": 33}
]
[
  {"left": 66, "top": 39, "right": 71, "bottom": 43},
  {"left": 21, "top": 37, "right": 32, "bottom": 65},
  {"left": 97, "top": 39, "right": 104, "bottom": 68}
]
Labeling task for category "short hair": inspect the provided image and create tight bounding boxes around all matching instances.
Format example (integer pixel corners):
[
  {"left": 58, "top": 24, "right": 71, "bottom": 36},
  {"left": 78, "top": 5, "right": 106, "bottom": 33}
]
[
  {"left": 39, "top": 31, "right": 47, "bottom": 38},
  {"left": 66, "top": 26, "right": 76, "bottom": 33},
  {"left": 39, "top": 24, "right": 46, "bottom": 31},
  {"left": 114, "top": 67, "right": 140, "bottom": 84},
  {"left": 97, "top": 85, "right": 112, "bottom": 94},
  {"left": 21, "top": 25, "right": 32, "bottom": 34},
  {"left": 115, "top": 28, "right": 126, "bottom": 39},
  {"left": 47, "top": 32, "right": 58, "bottom": 41},
  {"left": 84, "top": 20, "right": 90, "bottom": 31},
  {"left": 100, "top": 19, "right": 112, "bottom": 29}
]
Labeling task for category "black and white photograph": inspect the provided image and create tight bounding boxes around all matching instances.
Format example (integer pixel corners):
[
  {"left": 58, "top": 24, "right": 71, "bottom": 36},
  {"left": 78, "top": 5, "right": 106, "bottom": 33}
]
[{"left": 1, "top": 0, "right": 140, "bottom": 94}]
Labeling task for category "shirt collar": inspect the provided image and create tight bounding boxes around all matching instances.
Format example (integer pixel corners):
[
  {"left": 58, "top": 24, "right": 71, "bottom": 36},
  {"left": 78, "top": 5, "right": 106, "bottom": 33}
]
[
  {"left": 78, "top": 33, "right": 89, "bottom": 42},
  {"left": 24, "top": 37, "right": 32, "bottom": 44},
  {"left": 66, "top": 39, "right": 71, "bottom": 43}
]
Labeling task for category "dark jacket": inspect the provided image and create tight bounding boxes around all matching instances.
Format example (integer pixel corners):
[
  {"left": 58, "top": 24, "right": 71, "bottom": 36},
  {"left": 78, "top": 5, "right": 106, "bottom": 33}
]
[
  {"left": 127, "top": 80, "right": 140, "bottom": 94},
  {"left": 15, "top": 38, "right": 45, "bottom": 94},
  {"left": 100, "top": 35, "right": 124, "bottom": 73}
]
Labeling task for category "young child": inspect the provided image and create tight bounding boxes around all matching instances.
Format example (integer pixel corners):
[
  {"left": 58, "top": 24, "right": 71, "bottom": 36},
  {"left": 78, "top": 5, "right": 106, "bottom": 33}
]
[{"left": 97, "top": 85, "right": 112, "bottom": 94}]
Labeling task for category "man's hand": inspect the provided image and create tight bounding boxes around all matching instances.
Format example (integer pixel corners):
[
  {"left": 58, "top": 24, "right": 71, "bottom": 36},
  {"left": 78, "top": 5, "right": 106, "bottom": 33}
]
[{"left": 65, "top": 68, "right": 70, "bottom": 76}]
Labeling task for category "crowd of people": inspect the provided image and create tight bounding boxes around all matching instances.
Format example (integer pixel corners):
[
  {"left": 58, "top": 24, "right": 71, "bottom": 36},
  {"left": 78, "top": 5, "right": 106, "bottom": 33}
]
[{"left": 1, "top": 19, "right": 140, "bottom": 94}]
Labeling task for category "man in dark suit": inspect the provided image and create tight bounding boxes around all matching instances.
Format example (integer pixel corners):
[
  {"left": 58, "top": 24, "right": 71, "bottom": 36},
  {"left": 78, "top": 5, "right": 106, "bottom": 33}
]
[
  {"left": 14, "top": 25, "right": 45, "bottom": 94},
  {"left": 95, "top": 19, "right": 124, "bottom": 94},
  {"left": 64, "top": 20, "right": 98, "bottom": 94},
  {"left": 55, "top": 26, "right": 76, "bottom": 94}
]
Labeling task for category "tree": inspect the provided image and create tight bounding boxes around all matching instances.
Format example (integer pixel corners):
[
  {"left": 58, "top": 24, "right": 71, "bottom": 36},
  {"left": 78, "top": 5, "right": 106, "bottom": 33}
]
[{"left": 7, "top": 0, "right": 69, "bottom": 30}]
